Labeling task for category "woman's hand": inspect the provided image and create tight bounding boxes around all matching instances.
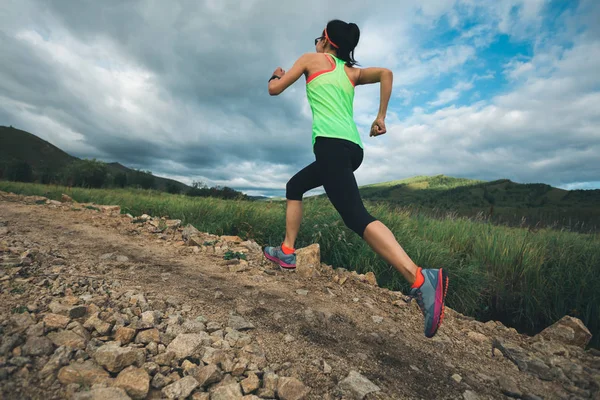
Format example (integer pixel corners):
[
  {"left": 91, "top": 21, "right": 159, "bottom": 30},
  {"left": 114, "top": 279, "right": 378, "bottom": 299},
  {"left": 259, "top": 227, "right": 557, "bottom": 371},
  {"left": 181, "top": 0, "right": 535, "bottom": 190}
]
[
  {"left": 273, "top": 67, "right": 285, "bottom": 78},
  {"left": 370, "top": 117, "right": 387, "bottom": 137}
]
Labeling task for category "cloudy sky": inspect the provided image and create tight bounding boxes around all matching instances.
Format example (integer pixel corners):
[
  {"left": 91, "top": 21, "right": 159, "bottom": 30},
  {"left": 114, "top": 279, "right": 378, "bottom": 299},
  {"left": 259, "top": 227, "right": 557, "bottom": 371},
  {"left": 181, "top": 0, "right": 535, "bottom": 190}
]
[{"left": 1, "top": 0, "right": 599, "bottom": 196}]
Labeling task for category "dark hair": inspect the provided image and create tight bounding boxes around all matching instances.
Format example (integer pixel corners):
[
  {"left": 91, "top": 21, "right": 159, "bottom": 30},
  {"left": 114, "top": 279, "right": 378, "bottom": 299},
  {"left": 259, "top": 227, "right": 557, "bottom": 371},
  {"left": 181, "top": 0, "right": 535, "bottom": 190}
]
[{"left": 325, "top": 19, "right": 360, "bottom": 67}]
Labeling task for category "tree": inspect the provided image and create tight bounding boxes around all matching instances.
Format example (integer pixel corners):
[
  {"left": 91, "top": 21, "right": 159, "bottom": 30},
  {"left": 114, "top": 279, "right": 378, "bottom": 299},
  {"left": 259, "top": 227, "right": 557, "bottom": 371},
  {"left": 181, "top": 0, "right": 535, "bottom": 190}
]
[
  {"left": 166, "top": 181, "right": 181, "bottom": 194},
  {"left": 61, "top": 159, "right": 108, "bottom": 188},
  {"left": 114, "top": 172, "right": 127, "bottom": 188},
  {"left": 6, "top": 161, "right": 34, "bottom": 182}
]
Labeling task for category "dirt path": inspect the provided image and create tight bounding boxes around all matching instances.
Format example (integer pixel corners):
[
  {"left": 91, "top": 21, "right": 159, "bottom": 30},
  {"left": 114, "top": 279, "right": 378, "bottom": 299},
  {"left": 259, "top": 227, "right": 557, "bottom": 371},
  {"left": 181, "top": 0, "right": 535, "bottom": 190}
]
[{"left": 1, "top": 195, "right": 597, "bottom": 400}]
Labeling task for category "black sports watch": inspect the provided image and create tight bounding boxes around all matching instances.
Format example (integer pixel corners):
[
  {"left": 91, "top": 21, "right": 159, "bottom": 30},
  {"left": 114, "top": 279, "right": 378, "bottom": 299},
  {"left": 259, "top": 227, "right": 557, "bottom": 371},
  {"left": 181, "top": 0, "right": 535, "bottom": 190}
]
[{"left": 268, "top": 75, "right": 281, "bottom": 82}]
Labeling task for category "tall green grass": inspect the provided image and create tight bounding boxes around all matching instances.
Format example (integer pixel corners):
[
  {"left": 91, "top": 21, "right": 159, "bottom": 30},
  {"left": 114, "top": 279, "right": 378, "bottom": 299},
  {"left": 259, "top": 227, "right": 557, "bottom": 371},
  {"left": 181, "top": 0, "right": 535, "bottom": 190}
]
[{"left": 2, "top": 181, "right": 599, "bottom": 348}]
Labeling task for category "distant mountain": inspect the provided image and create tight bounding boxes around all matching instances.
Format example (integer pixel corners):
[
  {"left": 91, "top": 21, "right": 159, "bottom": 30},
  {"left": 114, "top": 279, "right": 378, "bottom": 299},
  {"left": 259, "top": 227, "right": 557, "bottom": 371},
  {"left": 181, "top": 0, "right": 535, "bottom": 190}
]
[
  {"left": 0, "top": 125, "right": 187, "bottom": 193},
  {"left": 357, "top": 175, "right": 599, "bottom": 208}
]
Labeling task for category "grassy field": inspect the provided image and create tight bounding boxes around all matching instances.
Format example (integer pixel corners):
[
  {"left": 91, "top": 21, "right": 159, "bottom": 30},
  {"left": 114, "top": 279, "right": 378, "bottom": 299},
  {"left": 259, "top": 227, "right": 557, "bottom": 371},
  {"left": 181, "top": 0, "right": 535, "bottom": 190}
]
[{"left": 2, "top": 181, "right": 599, "bottom": 348}]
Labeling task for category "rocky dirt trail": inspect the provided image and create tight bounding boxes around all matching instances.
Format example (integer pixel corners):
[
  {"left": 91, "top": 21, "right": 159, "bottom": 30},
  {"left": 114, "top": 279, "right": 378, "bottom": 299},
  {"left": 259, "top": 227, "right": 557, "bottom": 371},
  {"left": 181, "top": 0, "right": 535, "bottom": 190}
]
[{"left": 0, "top": 191, "right": 598, "bottom": 400}]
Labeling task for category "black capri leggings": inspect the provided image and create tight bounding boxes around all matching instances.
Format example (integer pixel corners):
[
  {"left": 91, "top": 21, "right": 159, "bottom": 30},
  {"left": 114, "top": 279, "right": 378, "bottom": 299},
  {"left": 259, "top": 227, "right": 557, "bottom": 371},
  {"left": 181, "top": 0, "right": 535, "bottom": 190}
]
[{"left": 286, "top": 136, "right": 377, "bottom": 237}]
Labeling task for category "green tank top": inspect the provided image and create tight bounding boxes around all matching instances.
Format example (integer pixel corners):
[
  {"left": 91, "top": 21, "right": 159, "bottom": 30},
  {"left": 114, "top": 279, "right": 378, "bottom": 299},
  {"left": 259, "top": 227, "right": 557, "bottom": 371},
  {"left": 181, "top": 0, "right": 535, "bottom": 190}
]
[{"left": 306, "top": 53, "right": 363, "bottom": 149}]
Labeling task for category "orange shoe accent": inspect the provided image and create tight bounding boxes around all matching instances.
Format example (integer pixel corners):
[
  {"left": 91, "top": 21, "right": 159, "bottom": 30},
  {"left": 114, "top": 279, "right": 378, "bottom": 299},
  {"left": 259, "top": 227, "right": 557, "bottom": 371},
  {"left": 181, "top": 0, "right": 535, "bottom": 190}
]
[
  {"left": 438, "top": 275, "right": 449, "bottom": 330},
  {"left": 281, "top": 243, "right": 295, "bottom": 255},
  {"left": 411, "top": 267, "right": 424, "bottom": 289}
]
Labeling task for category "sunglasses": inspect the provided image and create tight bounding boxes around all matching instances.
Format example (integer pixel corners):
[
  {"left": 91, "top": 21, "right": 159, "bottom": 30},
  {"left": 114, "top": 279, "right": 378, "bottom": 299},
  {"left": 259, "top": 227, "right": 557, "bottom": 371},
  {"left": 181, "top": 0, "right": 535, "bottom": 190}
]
[{"left": 314, "top": 36, "right": 324, "bottom": 46}]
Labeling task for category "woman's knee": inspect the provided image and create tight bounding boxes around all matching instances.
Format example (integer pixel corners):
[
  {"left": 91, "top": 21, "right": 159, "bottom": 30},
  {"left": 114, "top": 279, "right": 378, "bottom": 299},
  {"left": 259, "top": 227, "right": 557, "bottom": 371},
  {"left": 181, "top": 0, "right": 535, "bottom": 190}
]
[
  {"left": 285, "top": 178, "right": 303, "bottom": 201},
  {"left": 341, "top": 211, "right": 377, "bottom": 238}
]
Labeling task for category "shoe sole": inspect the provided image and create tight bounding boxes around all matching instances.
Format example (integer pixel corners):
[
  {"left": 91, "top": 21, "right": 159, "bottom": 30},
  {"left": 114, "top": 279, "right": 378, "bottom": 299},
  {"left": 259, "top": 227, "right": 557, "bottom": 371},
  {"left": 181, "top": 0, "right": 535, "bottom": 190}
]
[
  {"left": 427, "top": 268, "right": 449, "bottom": 338},
  {"left": 263, "top": 251, "right": 296, "bottom": 270}
]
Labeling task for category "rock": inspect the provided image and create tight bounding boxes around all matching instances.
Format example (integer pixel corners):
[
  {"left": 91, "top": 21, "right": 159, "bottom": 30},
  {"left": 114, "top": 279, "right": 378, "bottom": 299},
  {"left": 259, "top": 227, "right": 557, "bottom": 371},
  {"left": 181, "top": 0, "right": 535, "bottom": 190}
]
[
  {"left": 284, "top": 334, "right": 295, "bottom": 343},
  {"left": 26, "top": 321, "right": 45, "bottom": 337},
  {"left": 116, "top": 255, "right": 129, "bottom": 262},
  {"left": 61, "top": 194, "right": 73, "bottom": 203},
  {"left": 296, "top": 289, "right": 309, "bottom": 296},
  {"left": 182, "top": 319, "right": 206, "bottom": 334},
  {"left": 364, "top": 272, "right": 378, "bottom": 286},
  {"left": 192, "top": 364, "right": 223, "bottom": 387},
  {"left": 277, "top": 377, "right": 310, "bottom": 400},
  {"left": 498, "top": 376, "right": 522, "bottom": 398},
  {"left": 115, "top": 327, "right": 137, "bottom": 345},
  {"left": 296, "top": 244, "right": 321, "bottom": 278},
  {"left": 241, "top": 372, "right": 260, "bottom": 394},
  {"left": 47, "top": 330, "right": 88, "bottom": 350},
  {"left": 228, "top": 314, "right": 255, "bottom": 331},
  {"left": 57, "top": 360, "right": 110, "bottom": 386},
  {"left": 69, "top": 306, "right": 88, "bottom": 319},
  {"left": 192, "top": 393, "right": 211, "bottom": 400},
  {"left": 467, "top": 331, "right": 488, "bottom": 344},
  {"left": 72, "top": 387, "right": 132, "bottom": 400},
  {"left": 115, "top": 366, "right": 150, "bottom": 400},
  {"left": 22, "top": 336, "right": 55, "bottom": 356},
  {"left": 135, "top": 328, "right": 161, "bottom": 344},
  {"left": 166, "top": 333, "right": 210, "bottom": 359},
  {"left": 152, "top": 373, "right": 171, "bottom": 389},
  {"left": 11, "top": 312, "right": 35, "bottom": 330},
  {"left": 84, "top": 313, "right": 113, "bottom": 335},
  {"left": 154, "top": 351, "right": 176, "bottom": 366},
  {"left": 338, "top": 370, "right": 381, "bottom": 400},
  {"left": 94, "top": 344, "right": 141, "bottom": 373},
  {"left": 538, "top": 315, "right": 592, "bottom": 348},
  {"left": 372, "top": 316, "right": 383, "bottom": 324},
  {"left": 463, "top": 391, "right": 480, "bottom": 400},
  {"left": 43, "top": 313, "right": 71, "bottom": 330},
  {"left": 211, "top": 383, "right": 243, "bottom": 399},
  {"left": 451, "top": 374, "right": 462, "bottom": 383},
  {"left": 40, "top": 346, "right": 74, "bottom": 378},
  {"left": 182, "top": 225, "right": 201, "bottom": 241},
  {"left": 162, "top": 375, "right": 199, "bottom": 399},
  {"left": 221, "top": 235, "right": 243, "bottom": 243}
]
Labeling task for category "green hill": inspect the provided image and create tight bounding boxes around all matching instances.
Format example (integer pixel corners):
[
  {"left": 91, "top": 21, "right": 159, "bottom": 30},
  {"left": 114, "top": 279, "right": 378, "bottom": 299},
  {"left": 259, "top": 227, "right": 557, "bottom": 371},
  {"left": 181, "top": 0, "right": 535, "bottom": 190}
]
[{"left": 351, "top": 175, "right": 600, "bottom": 232}]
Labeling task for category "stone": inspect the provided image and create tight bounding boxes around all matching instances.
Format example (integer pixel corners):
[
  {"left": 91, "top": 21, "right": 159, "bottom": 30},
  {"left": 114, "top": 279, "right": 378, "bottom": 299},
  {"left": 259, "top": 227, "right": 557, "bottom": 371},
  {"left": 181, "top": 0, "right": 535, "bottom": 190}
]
[
  {"left": 241, "top": 372, "right": 260, "bottom": 394},
  {"left": 115, "top": 366, "right": 150, "bottom": 400},
  {"left": 211, "top": 383, "right": 243, "bottom": 399},
  {"left": 22, "top": 336, "right": 55, "bottom": 356},
  {"left": 338, "top": 370, "right": 381, "bottom": 400},
  {"left": 162, "top": 375, "right": 199, "bottom": 399},
  {"left": 277, "top": 377, "right": 310, "bottom": 400},
  {"left": 182, "top": 224, "right": 201, "bottom": 241},
  {"left": 57, "top": 360, "right": 110, "bottom": 386},
  {"left": 498, "top": 376, "right": 522, "bottom": 398},
  {"left": 11, "top": 312, "right": 35, "bottom": 330},
  {"left": 152, "top": 373, "right": 171, "bottom": 389},
  {"left": 228, "top": 314, "right": 255, "bottom": 331},
  {"left": 40, "top": 346, "right": 74, "bottom": 378},
  {"left": 84, "top": 313, "right": 113, "bottom": 335},
  {"left": 202, "top": 347, "right": 226, "bottom": 366},
  {"left": 166, "top": 333, "right": 209, "bottom": 359},
  {"left": 155, "top": 351, "right": 176, "bottom": 366},
  {"left": 135, "top": 328, "right": 161, "bottom": 344},
  {"left": 467, "top": 331, "right": 489, "bottom": 344},
  {"left": 296, "top": 289, "right": 309, "bottom": 296},
  {"left": 538, "top": 315, "right": 592, "bottom": 348},
  {"left": 47, "top": 330, "right": 88, "bottom": 350},
  {"left": 372, "top": 316, "right": 383, "bottom": 324},
  {"left": 451, "top": 374, "right": 462, "bottom": 383},
  {"left": 26, "top": 322, "right": 45, "bottom": 337},
  {"left": 61, "top": 194, "right": 73, "bottom": 203},
  {"left": 221, "top": 235, "right": 243, "bottom": 243},
  {"left": 73, "top": 387, "right": 132, "bottom": 400},
  {"left": 94, "top": 344, "right": 141, "bottom": 373},
  {"left": 182, "top": 319, "right": 206, "bottom": 334},
  {"left": 192, "top": 364, "right": 223, "bottom": 387},
  {"left": 69, "top": 306, "right": 88, "bottom": 319},
  {"left": 296, "top": 244, "right": 321, "bottom": 278},
  {"left": 115, "top": 327, "right": 137, "bottom": 345},
  {"left": 364, "top": 272, "right": 378, "bottom": 286},
  {"left": 43, "top": 313, "right": 71, "bottom": 330},
  {"left": 463, "top": 391, "right": 480, "bottom": 400}
]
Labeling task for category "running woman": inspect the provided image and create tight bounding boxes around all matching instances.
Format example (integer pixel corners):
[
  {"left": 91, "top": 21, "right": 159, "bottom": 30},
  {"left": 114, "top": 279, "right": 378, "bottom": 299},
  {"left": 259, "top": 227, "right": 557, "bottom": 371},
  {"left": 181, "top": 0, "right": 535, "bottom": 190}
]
[{"left": 264, "top": 19, "right": 449, "bottom": 338}]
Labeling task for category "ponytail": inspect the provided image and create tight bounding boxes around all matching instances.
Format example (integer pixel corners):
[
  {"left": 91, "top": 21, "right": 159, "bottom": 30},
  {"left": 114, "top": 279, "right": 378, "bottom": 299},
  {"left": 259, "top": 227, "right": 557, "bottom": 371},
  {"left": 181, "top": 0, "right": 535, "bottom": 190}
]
[{"left": 326, "top": 20, "right": 360, "bottom": 67}]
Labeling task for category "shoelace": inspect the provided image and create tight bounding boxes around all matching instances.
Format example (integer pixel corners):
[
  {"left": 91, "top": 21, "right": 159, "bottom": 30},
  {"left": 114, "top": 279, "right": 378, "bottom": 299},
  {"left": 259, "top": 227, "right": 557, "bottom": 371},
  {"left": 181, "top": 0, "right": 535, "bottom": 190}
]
[{"left": 404, "top": 290, "right": 426, "bottom": 315}]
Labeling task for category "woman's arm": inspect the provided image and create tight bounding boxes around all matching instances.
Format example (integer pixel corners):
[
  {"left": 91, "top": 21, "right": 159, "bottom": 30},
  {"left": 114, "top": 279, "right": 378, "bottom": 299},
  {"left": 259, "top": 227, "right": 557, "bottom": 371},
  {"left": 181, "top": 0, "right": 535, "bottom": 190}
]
[
  {"left": 356, "top": 67, "right": 393, "bottom": 119},
  {"left": 268, "top": 53, "right": 312, "bottom": 96}
]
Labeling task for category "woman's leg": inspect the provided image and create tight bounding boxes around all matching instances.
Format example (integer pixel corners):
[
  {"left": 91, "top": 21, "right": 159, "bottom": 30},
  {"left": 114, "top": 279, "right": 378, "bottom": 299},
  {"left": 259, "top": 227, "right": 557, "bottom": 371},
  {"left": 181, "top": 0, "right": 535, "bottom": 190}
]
[
  {"left": 283, "top": 161, "right": 322, "bottom": 249},
  {"left": 362, "top": 221, "right": 419, "bottom": 285}
]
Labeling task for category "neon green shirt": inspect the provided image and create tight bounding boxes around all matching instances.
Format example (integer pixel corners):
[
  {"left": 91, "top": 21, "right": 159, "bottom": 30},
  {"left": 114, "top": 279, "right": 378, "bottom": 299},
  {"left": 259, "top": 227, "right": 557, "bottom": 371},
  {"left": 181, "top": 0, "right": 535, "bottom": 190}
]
[{"left": 306, "top": 54, "right": 363, "bottom": 149}]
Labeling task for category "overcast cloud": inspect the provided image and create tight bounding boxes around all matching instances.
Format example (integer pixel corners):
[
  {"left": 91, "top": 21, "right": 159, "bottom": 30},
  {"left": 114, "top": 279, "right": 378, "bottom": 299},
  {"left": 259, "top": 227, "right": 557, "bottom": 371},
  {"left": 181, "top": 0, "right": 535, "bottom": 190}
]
[{"left": 1, "top": 0, "right": 598, "bottom": 196}]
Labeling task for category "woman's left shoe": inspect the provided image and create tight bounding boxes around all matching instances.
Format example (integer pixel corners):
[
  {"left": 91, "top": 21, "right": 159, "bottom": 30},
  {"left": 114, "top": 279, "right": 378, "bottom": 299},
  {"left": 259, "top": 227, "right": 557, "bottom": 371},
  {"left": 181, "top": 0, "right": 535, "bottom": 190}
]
[{"left": 263, "top": 246, "right": 296, "bottom": 270}]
